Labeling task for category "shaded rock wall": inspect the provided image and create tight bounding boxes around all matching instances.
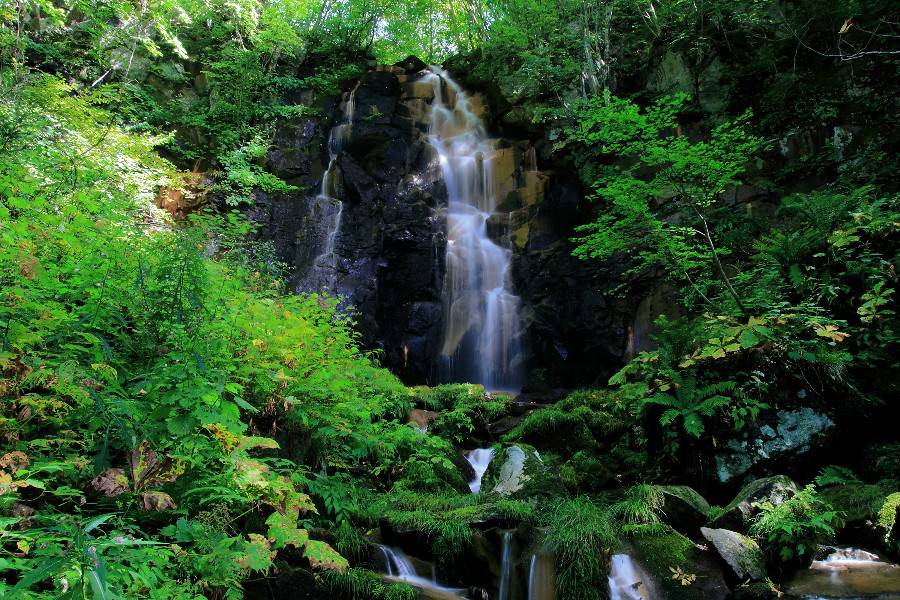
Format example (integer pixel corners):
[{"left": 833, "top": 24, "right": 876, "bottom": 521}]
[{"left": 251, "top": 62, "right": 634, "bottom": 388}]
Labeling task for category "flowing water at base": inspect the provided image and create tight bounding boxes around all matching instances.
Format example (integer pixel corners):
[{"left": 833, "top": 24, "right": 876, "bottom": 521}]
[
  {"left": 528, "top": 553, "right": 557, "bottom": 600},
  {"left": 498, "top": 531, "right": 513, "bottom": 600},
  {"left": 378, "top": 544, "right": 469, "bottom": 600},
  {"left": 787, "top": 548, "right": 900, "bottom": 599},
  {"left": 607, "top": 554, "right": 654, "bottom": 600},
  {"left": 464, "top": 447, "right": 494, "bottom": 493}
]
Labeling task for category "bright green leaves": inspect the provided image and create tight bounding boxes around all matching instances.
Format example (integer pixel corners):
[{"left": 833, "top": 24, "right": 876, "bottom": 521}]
[
  {"left": 303, "top": 539, "right": 349, "bottom": 573},
  {"left": 678, "top": 315, "right": 771, "bottom": 368},
  {"left": 750, "top": 484, "right": 839, "bottom": 564},
  {"left": 645, "top": 375, "right": 736, "bottom": 438},
  {"left": 560, "top": 92, "right": 768, "bottom": 313},
  {"left": 238, "top": 534, "right": 276, "bottom": 571},
  {"left": 266, "top": 512, "right": 309, "bottom": 549}
]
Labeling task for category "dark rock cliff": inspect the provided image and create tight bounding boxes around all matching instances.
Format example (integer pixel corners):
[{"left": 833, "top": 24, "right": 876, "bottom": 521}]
[{"left": 249, "top": 61, "right": 635, "bottom": 388}]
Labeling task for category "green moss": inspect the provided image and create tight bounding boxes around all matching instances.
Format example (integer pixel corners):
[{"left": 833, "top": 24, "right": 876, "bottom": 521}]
[
  {"left": 321, "top": 567, "right": 417, "bottom": 600},
  {"left": 878, "top": 492, "right": 900, "bottom": 541},
  {"left": 820, "top": 483, "right": 888, "bottom": 522},
  {"left": 502, "top": 389, "right": 624, "bottom": 450},
  {"left": 610, "top": 484, "right": 668, "bottom": 535},
  {"left": 375, "top": 490, "right": 535, "bottom": 559},
  {"left": 542, "top": 497, "right": 618, "bottom": 600},
  {"left": 630, "top": 530, "right": 702, "bottom": 600},
  {"left": 414, "top": 384, "right": 512, "bottom": 443}
]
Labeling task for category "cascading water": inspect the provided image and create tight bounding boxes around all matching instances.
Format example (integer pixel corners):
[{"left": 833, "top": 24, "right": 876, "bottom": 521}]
[
  {"left": 377, "top": 544, "right": 468, "bottom": 599},
  {"left": 786, "top": 547, "right": 900, "bottom": 598},
  {"left": 498, "top": 531, "right": 513, "bottom": 600},
  {"left": 607, "top": 555, "right": 652, "bottom": 600},
  {"left": 464, "top": 447, "right": 494, "bottom": 493},
  {"left": 302, "top": 83, "right": 359, "bottom": 293},
  {"left": 427, "top": 68, "right": 524, "bottom": 391},
  {"left": 528, "top": 553, "right": 557, "bottom": 600}
]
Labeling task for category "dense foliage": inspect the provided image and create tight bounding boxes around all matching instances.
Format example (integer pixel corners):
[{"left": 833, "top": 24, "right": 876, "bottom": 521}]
[{"left": 2, "top": 0, "right": 899, "bottom": 598}]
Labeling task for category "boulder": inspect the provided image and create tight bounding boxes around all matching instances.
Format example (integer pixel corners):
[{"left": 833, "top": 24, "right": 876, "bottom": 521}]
[
  {"left": 395, "top": 55, "right": 428, "bottom": 73},
  {"left": 712, "top": 475, "right": 799, "bottom": 532},
  {"left": 481, "top": 445, "right": 554, "bottom": 498},
  {"left": 715, "top": 408, "right": 834, "bottom": 483},
  {"left": 631, "top": 531, "right": 730, "bottom": 600},
  {"left": 658, "top": 485, "right": 710, "bottom": 534},
  {"left": 409, "top": 408, "right": 439, "bottom": 430},
  {"left": 701, "top": 527, "right": 766, "bottom": 582}
]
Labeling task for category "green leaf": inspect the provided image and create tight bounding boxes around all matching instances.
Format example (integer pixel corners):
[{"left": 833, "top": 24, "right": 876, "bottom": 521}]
[
  {"left": 303, "top": 539, "right": 348, "bottom": 573},
  {"left": 738, "top": 329, "right": 760, "bottom": 348}
]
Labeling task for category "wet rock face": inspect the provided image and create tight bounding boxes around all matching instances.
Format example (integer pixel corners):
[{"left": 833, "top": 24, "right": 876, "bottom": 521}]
[
  {"left": 254, "top": 69, "right": 449, "bottom": 384},
  {"left": 481, "top": 445, "right": 556, "bottom": 498},
  {"left": 253, "top": 62, "right": 633, "bottom": 387}
]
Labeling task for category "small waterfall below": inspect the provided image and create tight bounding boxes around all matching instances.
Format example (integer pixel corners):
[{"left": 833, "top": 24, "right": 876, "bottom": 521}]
[
  {"left": 301, "top": 83, "right": 358, "bottom": 293},
  {"left": 527, "top": 553, "right": 556, "bottom": 600},
  {"left": 377, "top": 544, "right": 468, "bottom": 599},
  {"left": 498, "top": 531, "right": 513, "bottom": 600},
  {"left": 786, "top": 547, "right": 900, "bottom": 598},
  {"left": 608, "top": 555, "right": 652, "bottom": 600},
  {"left": 427, "top": 67, "right": 525, "bottom": 392},
  {"left": 464, "top": 447, "right": 494, "bottom": 493}
]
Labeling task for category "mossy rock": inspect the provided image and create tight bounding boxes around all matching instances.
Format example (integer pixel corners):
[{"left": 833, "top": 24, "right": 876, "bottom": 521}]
[
  {"left": 732, "top": 582, "right": 780, "bottom": 600},
  {"left": 659, "top": 485, "right": 710, "bottom": 535},
  {"left": 630, "top": 530, "right": 729, "bottom": 600},
  {"left": 712, "top": 475, "right": 798, "bottom": 532},
  {"left": 820, "top": 482, "right": 886, "bottom": 522},
  {"left": 481, "top": 444, "right": 557, "bottom": 499},
  {"left": 701, "top": 527, "right": 767, "bottom": 582}
]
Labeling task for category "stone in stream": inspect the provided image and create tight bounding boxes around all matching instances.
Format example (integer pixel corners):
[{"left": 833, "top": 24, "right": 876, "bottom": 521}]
[
  {"left": 481, "top": 445, "right": 555, "bottom": 498},
  {"left": 630, "top": 530, "right": 730, "bottom": 600},
  {"left": 701, "top": 527, "right": 766, "bottom": 582}
]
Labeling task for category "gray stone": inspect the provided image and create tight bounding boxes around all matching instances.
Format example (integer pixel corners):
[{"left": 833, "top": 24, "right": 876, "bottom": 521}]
[
  {"left": 701, "top": 527, "right": 767, "bottom": 581},
  {"left": 715, "top": 408, "right": 834, "bottom": 482},
  {"left": 482, "top": 445, "right": 553, "bottom": 498}
]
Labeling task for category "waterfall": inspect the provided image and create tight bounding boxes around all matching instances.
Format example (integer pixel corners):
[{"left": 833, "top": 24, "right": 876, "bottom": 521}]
[
  {"left": 376, "top": 544, "right": 468, "bottom": 599},
  {"left": 528, "top": 553, "right": 556, "bottom": 600},
  {"left": 786, "top": 547, "right": 900, "bottom": 598},
  {"left": 608, "top": 555, "right": 651, "bottom": 600},
  {"left": 302, "top": 82, "right": 358, "bottom": 293},
  {"left": 498, "top": 531, "right": 513, "bottom": 600},
  {"left": 464, "top": 447, "right": 494, "bottom": 493},
  {"left": 427, "top": 67, "right": 524, "bottom": 392}
]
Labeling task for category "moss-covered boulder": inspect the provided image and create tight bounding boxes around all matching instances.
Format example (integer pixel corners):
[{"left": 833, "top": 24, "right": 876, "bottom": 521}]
[
  {"left": 630, "top": 530, "right": 729, "bottom": 600},
  {"left": 732, "top": 582, "right": 780, "bottom": 599},
  {"left": 701, "top": 527, "right": 766, "bottom": 582},
  {"left": 659, "top": 485, "right": 710, "bottom": 535},
  {"left": 481, "top": 445, "right": 556, "bottom": 498},
  {"left": 712, "top": 475, "right": 798, "bottom": 532}
]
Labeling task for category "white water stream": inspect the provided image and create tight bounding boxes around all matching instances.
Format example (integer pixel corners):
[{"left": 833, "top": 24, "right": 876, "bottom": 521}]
[
  {"left": 607, "top": 554, "right": 653, "bottom": 600},
  {"left": 302, "top": 82, "right": 359, "bottom": 293},
  {"left": 498, "top": 531, "right": 513, "bottom": 600},
  {"left": 464, "top": 447, "right": 494, "bottom": 493},
  {"left": 426, "top": 68, "right": 524, "bottom": 391},
  {"left": 378, "top": 544, "right": 468, "bottom": 599}
]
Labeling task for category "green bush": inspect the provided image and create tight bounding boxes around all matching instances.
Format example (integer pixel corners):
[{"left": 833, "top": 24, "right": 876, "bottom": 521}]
[{"left": 750, "top": 484, "right": 839, "bottom": 566}]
